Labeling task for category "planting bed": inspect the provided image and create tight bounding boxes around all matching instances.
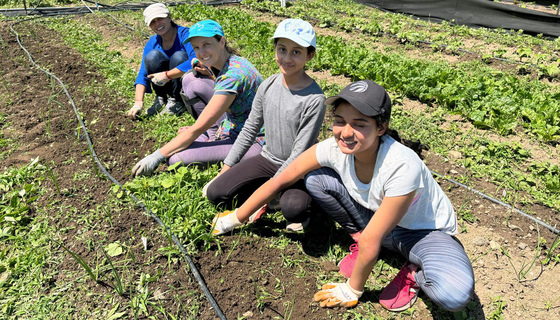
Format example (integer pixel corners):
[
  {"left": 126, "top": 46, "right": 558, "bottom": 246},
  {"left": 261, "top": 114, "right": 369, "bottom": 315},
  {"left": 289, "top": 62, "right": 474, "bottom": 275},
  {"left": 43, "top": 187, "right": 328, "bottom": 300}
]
[{"left": 1, "top": 2, "right": 560, "bottom": 319}]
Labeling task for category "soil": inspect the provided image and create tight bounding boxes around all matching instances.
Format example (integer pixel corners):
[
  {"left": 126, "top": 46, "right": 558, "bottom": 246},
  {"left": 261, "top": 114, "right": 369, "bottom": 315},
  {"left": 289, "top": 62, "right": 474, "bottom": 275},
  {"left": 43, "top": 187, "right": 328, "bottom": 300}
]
[{"left": 1, "top": 9, "right": 560, "bottom": 320}]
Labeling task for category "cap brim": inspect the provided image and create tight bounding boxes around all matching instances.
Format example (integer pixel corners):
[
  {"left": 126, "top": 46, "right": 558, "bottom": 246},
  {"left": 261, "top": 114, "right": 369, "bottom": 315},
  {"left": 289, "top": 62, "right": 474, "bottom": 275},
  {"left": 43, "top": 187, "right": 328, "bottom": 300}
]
[
  {"left": 324, "top": 95, "right": 342, "bottom": 106},
  {"left": 146, "top": 14, "right": 168, "bottom": 26},
  {"left": 270, "top": 34, "right": 313, "bottom": 48}
]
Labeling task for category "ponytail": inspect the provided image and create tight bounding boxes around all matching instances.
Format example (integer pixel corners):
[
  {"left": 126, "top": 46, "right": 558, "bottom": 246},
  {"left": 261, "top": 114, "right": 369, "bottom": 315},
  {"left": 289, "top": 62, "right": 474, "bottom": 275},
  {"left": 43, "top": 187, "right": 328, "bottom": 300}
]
[{"left": 214, "top": 35, "right": 240, "bottom": 56}]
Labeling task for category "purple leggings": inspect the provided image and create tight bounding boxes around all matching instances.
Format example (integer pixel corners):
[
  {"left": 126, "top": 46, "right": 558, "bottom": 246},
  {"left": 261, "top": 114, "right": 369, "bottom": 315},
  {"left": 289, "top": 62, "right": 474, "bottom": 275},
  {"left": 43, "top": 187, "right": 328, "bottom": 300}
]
[
  {"left": 181, "top": 72, "right": 224, "bottom": 141},
  {"left": 168, "top": 135, "right": 262, "bottom": 168}
]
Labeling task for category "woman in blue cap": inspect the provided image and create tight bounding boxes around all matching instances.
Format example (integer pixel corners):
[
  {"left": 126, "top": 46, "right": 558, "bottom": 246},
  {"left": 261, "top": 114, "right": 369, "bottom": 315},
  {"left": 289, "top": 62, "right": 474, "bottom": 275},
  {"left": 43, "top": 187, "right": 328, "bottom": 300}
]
[
  {"left": 131, "top": 20, "right": 264, "bottom": 177},
  {"left": 127, "top": 3, "right": 199, "bottom": 118}
]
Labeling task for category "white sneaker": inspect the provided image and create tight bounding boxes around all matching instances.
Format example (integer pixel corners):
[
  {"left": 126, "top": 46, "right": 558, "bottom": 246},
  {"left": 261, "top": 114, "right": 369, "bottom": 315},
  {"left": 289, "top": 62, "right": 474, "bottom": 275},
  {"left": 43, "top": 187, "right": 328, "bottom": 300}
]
[
  {"left": 160, "top": 97, "right": 186, "bottom": 115},
  {"left": 286, "top": 217, "right": 310, "bottom": 232}
]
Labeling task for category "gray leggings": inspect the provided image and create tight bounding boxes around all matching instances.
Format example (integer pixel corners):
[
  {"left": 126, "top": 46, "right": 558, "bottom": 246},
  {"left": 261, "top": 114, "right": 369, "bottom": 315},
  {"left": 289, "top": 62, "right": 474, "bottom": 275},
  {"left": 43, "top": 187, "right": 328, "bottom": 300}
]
[
  {"left": 181, "top": 72, "right": 224, "bottom": 140},
  {"left": 168, "top": 135, "right": 262, "bottom": 168},
  {"left": 305, "top": 167, "right": 474, "bottom": 311}
]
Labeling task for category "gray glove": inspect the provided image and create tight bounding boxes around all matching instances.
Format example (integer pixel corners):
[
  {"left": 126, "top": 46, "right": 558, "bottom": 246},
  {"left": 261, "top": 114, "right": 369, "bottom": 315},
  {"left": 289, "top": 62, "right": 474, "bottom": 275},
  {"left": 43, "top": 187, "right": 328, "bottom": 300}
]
[
  {"left": 126, "top": 101, "right": 143, "bottom": 119},
  {"left": 150, "top": 71, "right": 170, "bottom": 86},
  {"left": 132, "top": 150, "right": 165, "bottom": 177}
]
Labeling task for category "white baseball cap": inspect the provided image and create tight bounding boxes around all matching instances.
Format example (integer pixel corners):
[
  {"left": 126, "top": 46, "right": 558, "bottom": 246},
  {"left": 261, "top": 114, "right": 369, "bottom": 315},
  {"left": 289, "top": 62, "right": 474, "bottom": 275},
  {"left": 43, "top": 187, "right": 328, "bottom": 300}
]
[
  {"left": 143, "top": 3, "right": 170, "bottom": 26},
  {"left": 271, "top": 18, "right": 316, "bottom": 48}
]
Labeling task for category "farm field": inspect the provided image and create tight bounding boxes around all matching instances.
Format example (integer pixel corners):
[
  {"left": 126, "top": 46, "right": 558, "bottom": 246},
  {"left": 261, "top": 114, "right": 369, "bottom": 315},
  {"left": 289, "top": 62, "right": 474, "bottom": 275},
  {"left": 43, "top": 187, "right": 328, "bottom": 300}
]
[{"left": 1, "top": 0, "right": 560, "bottom": 319}]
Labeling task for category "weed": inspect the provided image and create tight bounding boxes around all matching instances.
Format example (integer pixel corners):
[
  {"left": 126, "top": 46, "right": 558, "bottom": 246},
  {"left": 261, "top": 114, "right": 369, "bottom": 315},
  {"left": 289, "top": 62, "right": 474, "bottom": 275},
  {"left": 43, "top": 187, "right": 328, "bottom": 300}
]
[
  {"left": 505, "top": 226, "right": 543, "bottom": 282},
  {"left": 542, "top": 232, "right": 560, "bottom": 265},
  {"left": 43, "top": 161, "right": 61, "bottom": 194},
  {"left": 488, "top": 295, "right": 506, "bottom": 320},
  {"left": 101, "top": 245, "right": 125, "bottom": 296},
  {"left": 59, "top": 242, "right": 99, "bottom": 283}
]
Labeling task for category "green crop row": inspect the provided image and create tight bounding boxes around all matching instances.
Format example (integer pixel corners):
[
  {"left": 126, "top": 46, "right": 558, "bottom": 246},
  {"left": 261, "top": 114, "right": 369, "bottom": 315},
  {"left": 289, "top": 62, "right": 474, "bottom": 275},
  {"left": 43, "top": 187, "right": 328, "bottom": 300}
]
[{"left": 243, "top": 0, "right": 560, "bottom": 72}]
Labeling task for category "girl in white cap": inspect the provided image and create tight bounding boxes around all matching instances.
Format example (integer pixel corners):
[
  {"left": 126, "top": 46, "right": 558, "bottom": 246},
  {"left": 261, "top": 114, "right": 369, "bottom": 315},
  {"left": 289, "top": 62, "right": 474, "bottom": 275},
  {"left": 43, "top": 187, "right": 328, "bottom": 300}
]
[
  {"left": 205, "top": 18, "right": 326, "bottom": 232},
  {"left": 212, "top": 80, "right": 474, "bottom": 313},
  {"left": 131, "top": 20, "right": 263, "bottom": 177},
  {"left": 127, "top": 3, "right": 203, "bottom": 118}
]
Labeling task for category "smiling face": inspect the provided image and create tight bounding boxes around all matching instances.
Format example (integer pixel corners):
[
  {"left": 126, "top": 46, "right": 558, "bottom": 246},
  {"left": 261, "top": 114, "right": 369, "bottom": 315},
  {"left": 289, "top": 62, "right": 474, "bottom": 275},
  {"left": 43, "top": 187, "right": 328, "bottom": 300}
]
[
  {"left": 274, "top": 38, "right": 313, "bottom": 78},
  {"left": 333, "top": 101, "right": 387, "bottom": 160},
  {"left": 189, "top": 36, "right": 226, "bottom": 69},
  {"left": 149, "top": 16, "right": 172, "bottom": 35}
]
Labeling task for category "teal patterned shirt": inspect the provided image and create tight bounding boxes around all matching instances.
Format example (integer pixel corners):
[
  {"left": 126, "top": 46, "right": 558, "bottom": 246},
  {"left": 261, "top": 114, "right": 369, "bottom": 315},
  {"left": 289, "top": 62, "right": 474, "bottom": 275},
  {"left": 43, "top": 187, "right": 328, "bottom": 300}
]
[{"left": 213, "top": 55, "right": 263, "bottom": 140}]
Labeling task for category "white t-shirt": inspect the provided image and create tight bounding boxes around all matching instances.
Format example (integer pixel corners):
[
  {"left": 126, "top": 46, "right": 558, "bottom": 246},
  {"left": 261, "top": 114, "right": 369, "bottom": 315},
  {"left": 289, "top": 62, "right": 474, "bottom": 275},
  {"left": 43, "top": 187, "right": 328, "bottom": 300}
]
[{"left": 315, "top": 136, "right": 457, "bottom": 235}]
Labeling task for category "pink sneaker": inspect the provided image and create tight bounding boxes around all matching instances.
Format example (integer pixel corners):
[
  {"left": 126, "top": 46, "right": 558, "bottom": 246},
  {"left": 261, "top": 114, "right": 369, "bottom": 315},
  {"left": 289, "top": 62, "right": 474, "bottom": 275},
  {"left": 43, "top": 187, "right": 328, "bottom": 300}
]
[
  {"left": 338, "top": 243, "right": 359, "bottom": 278},
  {"left": 248, "top": 204, "right": 267, "bottom": 224},
  {"left": 379, "top": 263, "right": 420, "bottom": 312}
]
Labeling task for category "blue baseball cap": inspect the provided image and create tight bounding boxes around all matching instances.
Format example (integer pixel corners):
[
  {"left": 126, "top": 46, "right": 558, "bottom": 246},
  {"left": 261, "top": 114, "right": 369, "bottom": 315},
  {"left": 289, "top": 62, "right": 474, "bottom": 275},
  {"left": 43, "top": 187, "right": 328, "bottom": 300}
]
[
  {"left": 186, "top": 20, "right": 225, "bottom": 42},
  {"left": 271, "top": 19, "right": 316, "bottom": 48}
]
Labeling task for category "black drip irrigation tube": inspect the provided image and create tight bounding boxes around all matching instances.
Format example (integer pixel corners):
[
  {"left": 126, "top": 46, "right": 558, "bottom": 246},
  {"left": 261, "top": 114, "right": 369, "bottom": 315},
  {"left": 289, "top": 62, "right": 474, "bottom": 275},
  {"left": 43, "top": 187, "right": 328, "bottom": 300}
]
[
  {"left": 431, "top": 171, "right": 560, "bottom": 235},
  {"left": 9, "top": 14, "right": 228, "bottom": 320}
]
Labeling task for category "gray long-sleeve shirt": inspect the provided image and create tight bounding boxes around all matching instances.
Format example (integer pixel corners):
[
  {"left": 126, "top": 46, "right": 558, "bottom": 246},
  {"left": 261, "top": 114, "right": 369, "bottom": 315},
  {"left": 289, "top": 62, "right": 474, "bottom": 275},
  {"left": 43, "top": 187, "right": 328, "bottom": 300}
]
[{"left": 223, "top": 73, "right": 326, "bottom": 173}]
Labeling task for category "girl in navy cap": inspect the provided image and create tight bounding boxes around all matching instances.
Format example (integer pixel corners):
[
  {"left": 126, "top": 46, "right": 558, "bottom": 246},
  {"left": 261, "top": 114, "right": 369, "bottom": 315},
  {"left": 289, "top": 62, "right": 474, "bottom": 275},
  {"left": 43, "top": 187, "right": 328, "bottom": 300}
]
[
  {"left": 212, "top": 80, "right": 474, "bottom": 313},
  {"left": 131, "top": 20, "right": 263, "bottom": 177},
  {"left": 127, "top": 3, "right": 199, "bottom": 118}
]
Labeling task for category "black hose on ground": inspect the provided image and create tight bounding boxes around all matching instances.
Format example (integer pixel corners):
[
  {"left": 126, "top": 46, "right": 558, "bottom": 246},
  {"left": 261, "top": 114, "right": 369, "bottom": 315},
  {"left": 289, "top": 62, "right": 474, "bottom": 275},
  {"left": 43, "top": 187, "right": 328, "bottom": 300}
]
[
  {"left": 431, "top": 171, "right": 560, "bottom": 235},
  {"left": 9, "top": 15, "right": 228, "bottom": 320}
]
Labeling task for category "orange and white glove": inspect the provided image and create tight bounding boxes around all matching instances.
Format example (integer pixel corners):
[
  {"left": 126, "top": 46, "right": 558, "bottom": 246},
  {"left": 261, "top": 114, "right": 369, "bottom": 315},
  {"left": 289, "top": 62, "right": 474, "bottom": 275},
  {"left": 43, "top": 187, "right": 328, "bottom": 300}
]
[
  {"left": 150, "top": 71, "right": 170, "bottom": 86},
  {"left": 313, "top": 280, "right": 363, "bottom": 308},
  {"left": 212, "top": 209, "right": 243, "bottom": 235}
]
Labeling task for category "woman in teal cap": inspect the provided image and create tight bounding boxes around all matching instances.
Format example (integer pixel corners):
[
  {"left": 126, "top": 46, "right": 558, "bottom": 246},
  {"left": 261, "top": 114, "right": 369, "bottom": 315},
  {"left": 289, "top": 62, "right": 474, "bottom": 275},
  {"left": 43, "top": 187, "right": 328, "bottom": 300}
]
[{"left": 131, "top": 20, "right": 264, "bottom": 177}]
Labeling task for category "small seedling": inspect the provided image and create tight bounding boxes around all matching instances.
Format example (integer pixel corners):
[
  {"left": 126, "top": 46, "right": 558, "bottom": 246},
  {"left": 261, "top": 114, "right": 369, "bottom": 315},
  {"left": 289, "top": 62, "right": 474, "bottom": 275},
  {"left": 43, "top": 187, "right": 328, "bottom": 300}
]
[
  {"left": 59, "top": 242, "right": 98, "bottom": 283},
  {"left": 101, "top": 246, "right": 125, "bottom": 296}
]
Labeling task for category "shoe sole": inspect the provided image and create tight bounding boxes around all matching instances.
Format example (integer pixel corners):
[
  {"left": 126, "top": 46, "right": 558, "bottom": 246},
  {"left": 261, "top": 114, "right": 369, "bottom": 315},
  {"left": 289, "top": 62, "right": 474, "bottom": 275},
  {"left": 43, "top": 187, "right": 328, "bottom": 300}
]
[
  {"left": 380, "top": 294, "right": 418, "bottom": 312},
  {"left": 248, "top": 205, "right": 267, "bottom": 224}
]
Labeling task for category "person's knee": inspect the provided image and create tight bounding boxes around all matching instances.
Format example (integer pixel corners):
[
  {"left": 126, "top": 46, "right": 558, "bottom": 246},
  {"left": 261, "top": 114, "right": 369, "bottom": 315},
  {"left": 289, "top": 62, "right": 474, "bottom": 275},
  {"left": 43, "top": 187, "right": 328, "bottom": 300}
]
[
  {"left": 279, "top": 191, "right": 310, "bottom": 222},
  {"left": 145, "top": 50, "right": 165, "bottom": 64},
  {"left": 182, "top": 73, "right": 214, "bottom": 100},
  {"left": 205, "top": 182, "right": 223, "bottom": 205},
  {"left": 169, "top": 51, "right": 189, "bottom": 68},
  {"left": 304, "top": 171, "right": 324, "bottom": 195},
  {"left": 422, "top": 272, "right": 474, "bottom": 311}
]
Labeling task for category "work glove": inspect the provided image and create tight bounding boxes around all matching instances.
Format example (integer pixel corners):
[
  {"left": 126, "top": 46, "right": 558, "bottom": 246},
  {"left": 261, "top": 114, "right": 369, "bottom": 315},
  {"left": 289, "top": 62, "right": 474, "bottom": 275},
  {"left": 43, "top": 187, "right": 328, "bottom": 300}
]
[
  {"left": 212, "top": 209, "right": 243, "bottom": 235},
  {"left": 132, "top": 150, "right": 165, "bottom": 177},
  {"left": 313, "top": 280, "right": 363, "bottom": 308},
  {"left": 126, "top": 101, "right": 143, "bottom": 119},
  {"left": 150, "top": 71, "right": 170, "bottom": 86}
]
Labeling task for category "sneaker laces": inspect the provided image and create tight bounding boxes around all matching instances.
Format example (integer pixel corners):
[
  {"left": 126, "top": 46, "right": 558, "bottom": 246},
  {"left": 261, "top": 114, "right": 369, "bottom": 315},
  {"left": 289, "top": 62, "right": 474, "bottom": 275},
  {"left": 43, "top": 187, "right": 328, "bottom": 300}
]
[{"left": 394, "top": 264, "right": 419, "bottom": 297}]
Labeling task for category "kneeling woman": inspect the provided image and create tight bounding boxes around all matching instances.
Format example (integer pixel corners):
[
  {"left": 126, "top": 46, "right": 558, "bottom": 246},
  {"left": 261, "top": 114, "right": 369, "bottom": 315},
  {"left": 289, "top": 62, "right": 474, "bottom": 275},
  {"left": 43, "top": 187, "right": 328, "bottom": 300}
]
[
  {"left": 131, "top": 20, "right": 263, "bottom": 177},
  {"left": 212, "top": 80, "right": 475, "bottom": 313}
]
